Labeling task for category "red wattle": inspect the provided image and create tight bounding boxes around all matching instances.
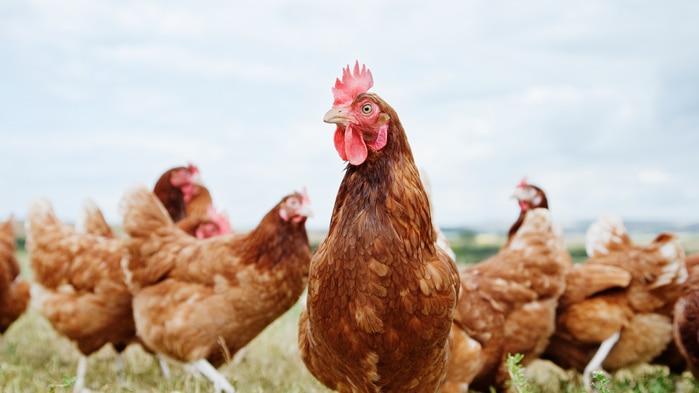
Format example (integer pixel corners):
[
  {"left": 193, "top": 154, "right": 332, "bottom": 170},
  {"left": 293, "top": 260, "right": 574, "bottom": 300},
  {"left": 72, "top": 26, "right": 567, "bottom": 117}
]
[{"left": 333, "top": 125, "right": 368, "bottom": 165}]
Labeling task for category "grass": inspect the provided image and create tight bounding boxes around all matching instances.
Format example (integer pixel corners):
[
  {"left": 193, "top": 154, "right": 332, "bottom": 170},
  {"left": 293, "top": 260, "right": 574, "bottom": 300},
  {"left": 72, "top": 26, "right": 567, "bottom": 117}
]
[
  {"left": 0, "top": 305, "right": 332, "bottom": 393},
  {"left": 3, "top": 309, "right": 698, "bottom": 393},
  {"left": 5, "top": 232, "right": 699, "bottom": 393}
]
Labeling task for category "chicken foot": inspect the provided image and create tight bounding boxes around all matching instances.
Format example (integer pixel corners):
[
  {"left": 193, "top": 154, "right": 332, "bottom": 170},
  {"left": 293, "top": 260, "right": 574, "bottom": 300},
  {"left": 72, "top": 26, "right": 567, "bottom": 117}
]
[
  {"left": 188, "top": 358, "right": 236, "bottom": 393},
  {"left": 582, "top": 330, "right": 621, "bottom": 391}
]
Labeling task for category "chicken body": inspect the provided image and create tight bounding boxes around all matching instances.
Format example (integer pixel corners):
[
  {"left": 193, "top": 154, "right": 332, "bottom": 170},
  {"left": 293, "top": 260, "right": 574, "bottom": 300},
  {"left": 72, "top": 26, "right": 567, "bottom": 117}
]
[
  {"left": 543, "top": 213, "right": 687, "bottom": 387},
  {"left": 25, "top": 199, "right": 137, "bottom": 391},
  {"left": 299, "top": 62, "right": 460, "bottom": 393},
  {"left": 672, "top": 253, "right": 699, "bottom": 378},
  {"left": 442, "top": 205, "right": 571, "bottom": 393},
  {"left": 121, "top": 185, "right": 312, "bottom": 392},
  {"left": 507, "top": 178, "right": 549, "bottom": 245},
  {"left": 0, "top": 216, "right": 30, "bottom": 334}
]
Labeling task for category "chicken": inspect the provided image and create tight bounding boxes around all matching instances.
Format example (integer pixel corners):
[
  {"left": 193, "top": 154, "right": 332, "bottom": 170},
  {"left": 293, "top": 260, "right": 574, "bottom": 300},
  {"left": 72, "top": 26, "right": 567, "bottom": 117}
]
[
  {"left": 0, "top": 216, "right": 30, "bottom": 335},
  {"left": 298, "top": 62, "right": 460, "bottom": 393},
  {"left": 176, "top": 203, "right": 232, "bottom": 239},
  {"left": 672, "top": 252, "right": 699, "bottom": 379},
  {"left": 153, "top": 163, "right": 201, "bottom": 222},
  {"left": 441, "top": 181, "right": 571, "bottom": 393},
  {"left": 152, "top": 164, "right": 232, "bottom": 239},
  {"left": 120, "top": 184, "right": 312, "bottom": 393},
  {"left": 25, "top": 199, "right": 138, "bottom": 392},
  {"left": 507, "top": 177, "right": 549, "bottom": 245},
  {"left": 543, "top": 213, "right": 687, "bottom": 389}
]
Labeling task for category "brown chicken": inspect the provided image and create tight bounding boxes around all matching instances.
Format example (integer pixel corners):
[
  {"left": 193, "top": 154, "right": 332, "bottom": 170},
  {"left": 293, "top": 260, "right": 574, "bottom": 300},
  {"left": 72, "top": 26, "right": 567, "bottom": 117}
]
[
  {"left": 152, "top": 164, "right": 232, "bottom": 239},
  {"left": 507, "top": 177, "right": 549, "bottom": 245},
  {"left": 543, "top": 213, "right": 687, "bottom": 388},
  {"left": 672, "top": 252, "right": 699, "bottom": 378},
  {"left": 298, "top": 62, "right": 460, "bottom": 393},
  {"left": 441, "top": 181, "right": 571, "bottom": 393},
  {"left": 25, "top": 199, "right": 138, "bottom": 392},
  {"left": 153, "top": 163, "right": 201, "bottom": 222},
  {"left": 120, "top": 184, "right": 312, "bottom": 393},
  {"left": 0, "top": 216, "right": 30, "bottom": 335}
]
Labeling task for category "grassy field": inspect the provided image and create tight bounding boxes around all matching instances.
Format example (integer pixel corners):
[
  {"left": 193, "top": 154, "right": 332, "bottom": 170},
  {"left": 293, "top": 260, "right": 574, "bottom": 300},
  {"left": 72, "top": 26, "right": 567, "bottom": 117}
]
[
  {"left": 2, "top": 301, "right": 698, "bottom": 393},
  {"left": 3, "top": 231, "right": 699, "bottom": 393}
]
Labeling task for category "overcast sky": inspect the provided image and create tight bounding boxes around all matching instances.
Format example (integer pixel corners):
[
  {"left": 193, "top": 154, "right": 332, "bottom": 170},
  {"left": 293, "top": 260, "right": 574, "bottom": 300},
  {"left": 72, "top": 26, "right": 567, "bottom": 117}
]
[{"left": 1, "top": 0, "right": 697, "bottom": 231}]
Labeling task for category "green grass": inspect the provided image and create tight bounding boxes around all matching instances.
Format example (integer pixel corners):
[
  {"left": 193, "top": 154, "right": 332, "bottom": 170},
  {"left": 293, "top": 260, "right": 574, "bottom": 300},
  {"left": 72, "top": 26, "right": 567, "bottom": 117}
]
[
  {"left": 0, "top": 305, "right": 332, "bottom": 393},
  {"left": 3, "top": 309, "right": 697, "bottom": 392}
]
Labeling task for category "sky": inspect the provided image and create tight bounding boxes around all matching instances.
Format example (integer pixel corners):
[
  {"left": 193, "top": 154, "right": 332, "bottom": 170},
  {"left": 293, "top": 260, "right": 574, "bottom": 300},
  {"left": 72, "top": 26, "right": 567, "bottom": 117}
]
[{"left": 1, "top": 0, "right": 698, "bottom": 231}]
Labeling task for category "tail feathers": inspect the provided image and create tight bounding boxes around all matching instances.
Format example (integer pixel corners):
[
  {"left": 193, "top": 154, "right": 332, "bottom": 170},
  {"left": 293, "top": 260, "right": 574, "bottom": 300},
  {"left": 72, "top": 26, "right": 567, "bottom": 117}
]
[
  {"left": 585, "top": 213, "right": 631, "bottom": 257},
  {"left": 25, "top": 199, "right": 85, "bottom": 288},
  {"left": 649, "top": 233, "right": 687, "bottom": 288},
  {"left": 76, "top": 199, "right": 114, "bottom": 238},
  {"left": 120, "top": 184, "right": 178, "bottom": 291},
  {"left": 120, "top": 184, "right": 174, "bottom": 238},
  {"left": 0, "top": 216, "right": 13, "bottom": 240},
  {"left": 25, "top": 198, "right": 66, "bottom": 252},
  {"left": 26, "top": 198, "right": 58, "bottom": 231}
]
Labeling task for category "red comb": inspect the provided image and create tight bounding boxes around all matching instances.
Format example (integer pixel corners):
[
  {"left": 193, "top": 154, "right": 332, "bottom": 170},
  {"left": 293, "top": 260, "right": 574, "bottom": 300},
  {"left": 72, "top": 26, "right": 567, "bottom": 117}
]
[
  {"left": 187, "top": 163, "right": 200, "bottom": 175},
  {"left": 300, "top": 186, "right": 311, "bottom": 206},
  {"left": 207, "top": 205, "right": 232, "bottom": 235},
  {"left": 517, "top": 177, "right": 528, "bottom": 188},
  {"left": 332, "top": 61, "right": 374, "bottom": 106}
]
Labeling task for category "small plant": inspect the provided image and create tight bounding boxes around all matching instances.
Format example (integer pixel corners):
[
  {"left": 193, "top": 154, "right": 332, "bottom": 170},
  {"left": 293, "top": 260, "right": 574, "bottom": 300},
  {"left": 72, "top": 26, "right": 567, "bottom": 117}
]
[
  {"left": 47, "top": 375, "right": 75, "bottom": 392},
  {"left": 591, "top": 371, "right": 611, "bottom": 393},
  {"left": 506, "top": 353, "right": 532, "bottom": 393}
]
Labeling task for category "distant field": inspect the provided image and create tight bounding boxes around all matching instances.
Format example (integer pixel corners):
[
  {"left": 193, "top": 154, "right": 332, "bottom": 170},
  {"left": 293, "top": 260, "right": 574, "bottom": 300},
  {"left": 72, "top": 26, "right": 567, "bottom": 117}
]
[{"left": 5, "top": 231, "right": 699, "bottom": 392}]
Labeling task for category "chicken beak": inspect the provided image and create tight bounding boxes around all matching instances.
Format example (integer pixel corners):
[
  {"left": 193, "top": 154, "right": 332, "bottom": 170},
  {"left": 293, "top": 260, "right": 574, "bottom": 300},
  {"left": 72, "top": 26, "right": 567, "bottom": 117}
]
[
  {"left": 323, "top": 106, "right": 349, "bottom": 126},
  {"left": 191, "top": 172, "right": 204, "bottom": 186},
  {"left": 298, "top": 187, "right": 313, "bottom": 218},
  {"left": 511, "top": 187, "right": 524, "bottom": 200},
  {"left": 299, "top": 204, "right": 314, "bottom": 218}
]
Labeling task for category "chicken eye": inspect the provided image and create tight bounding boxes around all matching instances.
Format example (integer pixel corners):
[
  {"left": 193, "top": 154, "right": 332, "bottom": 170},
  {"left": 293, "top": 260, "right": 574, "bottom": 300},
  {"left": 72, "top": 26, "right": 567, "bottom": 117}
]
[{"left": 361, "top": 103, "right": 373, "bottom": 115}]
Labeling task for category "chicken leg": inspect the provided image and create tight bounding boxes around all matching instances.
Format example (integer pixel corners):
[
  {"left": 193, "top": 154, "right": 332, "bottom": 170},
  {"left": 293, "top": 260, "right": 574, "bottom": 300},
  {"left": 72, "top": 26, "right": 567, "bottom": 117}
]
[
  {"left": 188, "top": 359, "right": 235, "bottom": 393},
  {"left": 582, "top": 330, "right": 620, "bottom": 390}
]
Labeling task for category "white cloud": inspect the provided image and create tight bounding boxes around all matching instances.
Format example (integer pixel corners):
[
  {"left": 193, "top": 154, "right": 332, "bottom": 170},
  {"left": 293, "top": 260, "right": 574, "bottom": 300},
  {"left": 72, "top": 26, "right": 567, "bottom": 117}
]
[{"left": 637, "top": 170, "right": 673, "bottom": 184}]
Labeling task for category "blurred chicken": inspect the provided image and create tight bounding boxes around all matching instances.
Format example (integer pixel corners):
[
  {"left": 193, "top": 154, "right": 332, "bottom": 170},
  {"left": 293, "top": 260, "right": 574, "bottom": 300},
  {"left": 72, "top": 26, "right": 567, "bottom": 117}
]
[
  {"left": 299, "top": 62, "right": 460, "bottom": 393},
  {"left": 0, "top": 216, "right": 30, "bottom": 335},
  {"left": 673, "top": 252, "right": 699, "bottom": 378},
  {"left": 121, "top": 184, "right": 312, "bottom": 393},
  {"left": 153, "top": 164, "right": 232, "bottom": 239},
  {"left": 26, "top": 199, "right": 138, "bottom": 392},
  {"left": 543, "top": 213, "right": 687, "bottom": 389},
  {"left": 441, "top": 180, "right": 571, "bottom": 392},
  {"left": 153, "top": 164, "right": 200, "bottom": 223}
]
